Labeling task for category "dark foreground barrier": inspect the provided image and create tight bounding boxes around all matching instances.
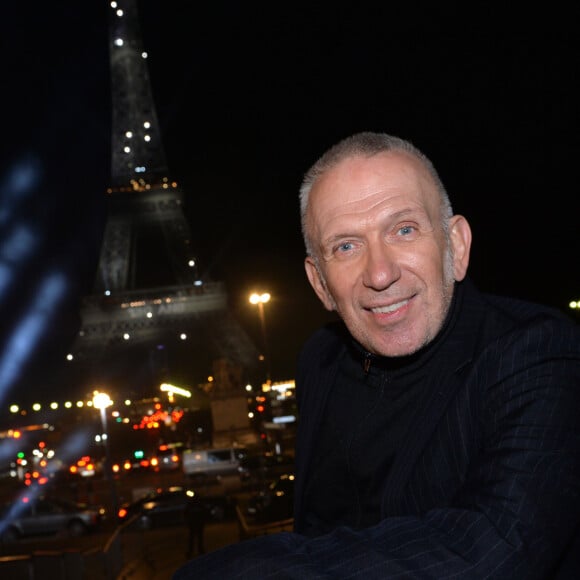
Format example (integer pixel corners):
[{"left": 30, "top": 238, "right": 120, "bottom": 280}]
[
  {"left": 0, "top": 550, "right": 85, "bottom": 580},
  {"left": 235, "top": 504, "right": 293, "bottom": 541},
  {"left": 0, "top": 517, "right": 135, "bottom": 580}
]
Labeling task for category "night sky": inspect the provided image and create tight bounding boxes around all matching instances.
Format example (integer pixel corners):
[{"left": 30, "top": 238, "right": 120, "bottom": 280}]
[{"left": 1, "top": 3, "right": 579, "bottom": 406}]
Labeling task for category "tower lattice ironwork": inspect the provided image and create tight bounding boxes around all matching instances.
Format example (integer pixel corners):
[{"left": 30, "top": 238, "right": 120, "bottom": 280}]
[{"left": 68, "top": 0, "right": 260, "bottom": 399}]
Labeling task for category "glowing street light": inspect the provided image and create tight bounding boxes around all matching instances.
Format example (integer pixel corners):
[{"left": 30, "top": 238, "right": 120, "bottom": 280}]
[
  {"left": 92, "top": 390, "right": 118, "bottom": 516},
  {"left": 249, "top": 292, "right": 271, "bottom": 381},
  {"left": 160, "top": 382, "right": 192, "bottom": 404}
]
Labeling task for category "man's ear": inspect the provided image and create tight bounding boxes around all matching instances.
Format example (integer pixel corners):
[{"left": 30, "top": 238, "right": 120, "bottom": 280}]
[
  {"left": 449, "top": 215, "right": 472, "bottom": 281},
  {"left": 304, "top": 257, "right": 335, "bottom": 311}
]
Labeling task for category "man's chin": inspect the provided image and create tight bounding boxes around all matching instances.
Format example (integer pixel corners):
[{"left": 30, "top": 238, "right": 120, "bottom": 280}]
[{"left": 371, "top": 335, "right": 426, "bottom": 358}]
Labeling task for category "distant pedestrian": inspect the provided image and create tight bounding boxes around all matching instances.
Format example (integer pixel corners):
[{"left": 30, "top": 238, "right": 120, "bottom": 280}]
[{"left": 184, "top": 494, "right": 207, "bottom": 558}]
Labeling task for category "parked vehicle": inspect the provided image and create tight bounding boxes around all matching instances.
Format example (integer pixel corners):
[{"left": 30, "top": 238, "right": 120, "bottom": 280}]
[
  {"left": 151, "top": 442, "right": 184, "bottom": 472},
  {"left": 182, "top": 446, "right": 246, "bottom": 482},
  {"left": 246, "top": 472, "right": 295, "bottom": 523},
  {"left": 238, "top": 451, "right": 295, "bottom": 485},
  {"left": 0, "top": 496, "right": 105, "bottom": 543},
  {"left": 117, "top": 485, "right": 234, "bottom": 530}
]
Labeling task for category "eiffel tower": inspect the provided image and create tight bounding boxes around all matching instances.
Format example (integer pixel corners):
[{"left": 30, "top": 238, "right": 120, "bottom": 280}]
[{"left": 68, "top": 0, "right": 260, "bottom": 400}]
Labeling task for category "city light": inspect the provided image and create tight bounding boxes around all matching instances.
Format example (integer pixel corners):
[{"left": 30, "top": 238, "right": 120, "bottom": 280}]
[
  {"left": 92, "top": 391, "right": 112, "bottom": 411},
  {"left": 160, "top": 383, "right": 191, "bottom": 398},
  {"left": 92, "top": 390, "right": 118, "bottom": 515},
  {"left": 249, "top": 292, "right": 272, "bottom": 381}
]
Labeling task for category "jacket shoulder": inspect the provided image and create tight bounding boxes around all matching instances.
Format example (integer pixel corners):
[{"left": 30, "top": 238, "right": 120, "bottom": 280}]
[{"left": 297, "top": 321, "right": 346, "bottom": 367}]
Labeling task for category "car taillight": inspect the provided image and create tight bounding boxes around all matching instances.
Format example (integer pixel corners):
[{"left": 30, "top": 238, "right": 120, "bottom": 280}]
[{"left": 118, "top": 507, "right": 128, "bottom": 519}]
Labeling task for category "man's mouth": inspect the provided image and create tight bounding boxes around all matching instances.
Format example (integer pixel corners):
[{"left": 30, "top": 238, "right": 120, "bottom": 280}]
[{"left": 370, "top": 299, "right": 409, "bottom": 314}]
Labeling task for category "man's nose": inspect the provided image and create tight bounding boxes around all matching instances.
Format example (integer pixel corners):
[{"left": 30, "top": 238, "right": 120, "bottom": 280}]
[{"left": 361, "top": 243, "right": 401, "bottom": 290}]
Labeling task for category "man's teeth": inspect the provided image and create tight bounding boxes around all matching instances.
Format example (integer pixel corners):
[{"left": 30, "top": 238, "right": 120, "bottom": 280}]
[{"left": 371, "top": 300, "right": 408, "bottom": 314}]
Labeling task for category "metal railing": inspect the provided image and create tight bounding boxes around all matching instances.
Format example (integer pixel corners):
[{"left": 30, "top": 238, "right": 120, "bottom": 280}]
[
  {"left": 235, "top": 504, "right": 294, "bottom": 540},
  {"left": 0, "top": 515, "right": 141, "bottom": 580}
]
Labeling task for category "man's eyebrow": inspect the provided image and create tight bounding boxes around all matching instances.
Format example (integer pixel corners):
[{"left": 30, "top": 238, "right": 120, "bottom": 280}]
[
  {"left": 387, "top": 208, "right": 421, "bottom": 221},
  {"left": 322, "top": 232, "right": 351, "bottom": 248},
  {"left": 321, "top": 208, "right": 427, "bottom": 247}
]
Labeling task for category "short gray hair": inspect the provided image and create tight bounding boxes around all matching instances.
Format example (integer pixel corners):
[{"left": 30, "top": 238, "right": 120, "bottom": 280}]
[{"left": 299, "top": 132, "right": 453, "bottom": 257}]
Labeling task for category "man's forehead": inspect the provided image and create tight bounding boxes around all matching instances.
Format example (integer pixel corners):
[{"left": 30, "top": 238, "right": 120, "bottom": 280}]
[{"left": 311, "top": 150, "right": 436, "bottom": 204}]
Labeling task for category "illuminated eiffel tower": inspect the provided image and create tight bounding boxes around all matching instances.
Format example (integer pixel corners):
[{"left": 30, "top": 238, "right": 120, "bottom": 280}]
[{"left": 68, "top": 0, "right": 260, "bottom": 399}]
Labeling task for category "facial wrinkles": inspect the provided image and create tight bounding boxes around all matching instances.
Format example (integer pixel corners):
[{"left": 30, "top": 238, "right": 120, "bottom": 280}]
[
  {"left": 320, "top": 192, "right": 430, "bottom": 263},
  {"left": 411, "top": 241, "right": 456, "bottom": 347},
  {"left": 333, "top": 223, "right": 453, "bottom": 357},
  {"left": 407, "top": 243, "right": 454, "bottom": 352},
  {"left": 310, "top": 159, "right": 398, "bottom": 251},
  {"left": 311, "top": 151, "right": 437, "bottom": 242}
]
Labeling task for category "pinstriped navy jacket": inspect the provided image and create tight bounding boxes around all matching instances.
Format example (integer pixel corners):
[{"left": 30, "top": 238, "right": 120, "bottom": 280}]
[
  {"left": 292, "top": 278, "right": 580, "bottom": 578},
  {"left": 174, "top": 279, "right": 580, "bottom": 579}
]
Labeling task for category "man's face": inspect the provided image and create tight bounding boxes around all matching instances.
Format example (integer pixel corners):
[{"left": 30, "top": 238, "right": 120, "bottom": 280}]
[{"left": 304, "top": 151, "right": 471, "bottom": 357}]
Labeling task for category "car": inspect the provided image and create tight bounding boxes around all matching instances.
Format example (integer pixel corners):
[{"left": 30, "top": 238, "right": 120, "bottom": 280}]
[
  {"left": 151, "top": 442, "right": 184, "bottom": 472},
  {"left": 117, "top": 485, "right": 234, "bottom": 530},
  {"left": 238, "top": 451, "right": 295, "bottom": 485},
  {"left": 111, "top": 455, "right": 154, "bottom": 476},
  {"left": 245, "top": 472, "right": 295, "bottom": 523},
  {"left": 182, "top": 447, "right": 246, "bottom": 482},
  {"left": 68, "top": 455, "right": 101, "bottom": 478},
  {"left": 0, "top": 495, "right": 105, "bottom": 543}
]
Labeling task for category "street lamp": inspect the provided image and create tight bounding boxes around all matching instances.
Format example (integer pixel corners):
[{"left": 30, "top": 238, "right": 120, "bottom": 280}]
[
  {"left": 92, "top": 390, "right": 119, "bottom": 516},
  {"left": 249, "top": 292, "right": 271, "bottom": 381}
]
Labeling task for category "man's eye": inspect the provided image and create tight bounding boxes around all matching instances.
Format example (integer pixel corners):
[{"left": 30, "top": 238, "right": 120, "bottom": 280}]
[
  {"left": 397, "top": 225, "right": 415, "bottom": 236},
  {"left": 337, "top": 242, "right": 354, "bottom": 253}
]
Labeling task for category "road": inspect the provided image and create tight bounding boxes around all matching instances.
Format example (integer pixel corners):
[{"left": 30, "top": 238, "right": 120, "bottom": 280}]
[
  {"left": 117, "top": 518, "right": 242, "bottom": 579},
  {"left": 0, "top": 470, "right": 289, "bottom": 579},
  {"left": 0, "top": 512, "right": 242, "bottom": 579},
  {"left": 0, "top": 519, "right": 240, "bottom": 580}
]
